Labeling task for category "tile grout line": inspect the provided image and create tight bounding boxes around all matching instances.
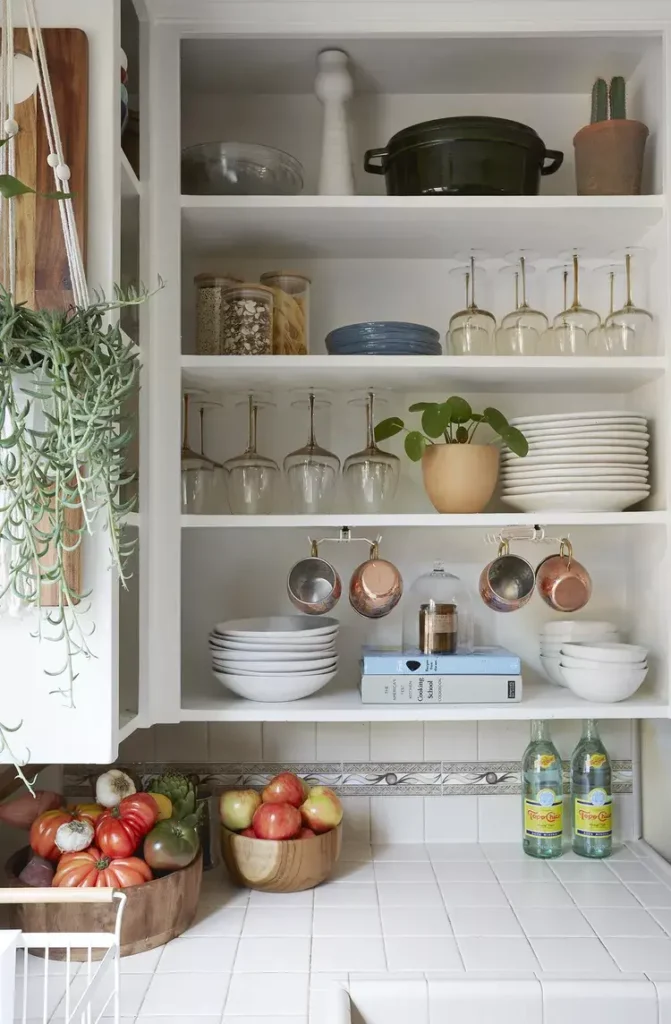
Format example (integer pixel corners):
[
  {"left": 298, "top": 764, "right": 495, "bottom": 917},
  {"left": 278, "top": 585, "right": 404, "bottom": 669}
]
[
  {"left": 221, "top": 887, "right": 252, "bottom": 1018},
  {"left": 427, "top": 851, "right": 466, "bottom": 972},
  {"left": 544, "top": 857, "right": 622, "bottom": 971},
  {"left": 480, "top": 846, "right": 542, "bottom": 974},
  {"left": 372, "top": 850, "right": 390, "bottom": 972}
]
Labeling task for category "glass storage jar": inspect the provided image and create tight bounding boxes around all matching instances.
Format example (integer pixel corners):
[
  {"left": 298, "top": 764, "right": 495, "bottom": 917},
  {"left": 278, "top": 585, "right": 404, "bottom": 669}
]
[
  {"left": 402, "top": 562, "right": 474, "bottom": 653},
  {"left": 221, "top": 284, "right": 274, "bottom": 355},
  {"left": 259, "top": 271, "right": 310, "bottom": 354},
  {"left": 194, "top": 272, "right": 243, "bottom": 354}
]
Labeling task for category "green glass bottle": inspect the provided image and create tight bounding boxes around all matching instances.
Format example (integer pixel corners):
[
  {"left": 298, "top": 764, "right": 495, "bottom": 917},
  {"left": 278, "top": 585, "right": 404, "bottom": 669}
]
[
  {"left": 571, "top": 719, "right": 612, "bottom": 858},
  {"left": 522, "top": 720, "right": 563, "bottom": 858}
]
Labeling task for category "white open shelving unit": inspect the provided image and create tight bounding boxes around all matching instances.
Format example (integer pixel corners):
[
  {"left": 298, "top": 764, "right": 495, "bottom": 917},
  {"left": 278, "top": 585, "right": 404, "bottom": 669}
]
[{"left": 135, "top": 3, "right": 671, "bottom": 732}]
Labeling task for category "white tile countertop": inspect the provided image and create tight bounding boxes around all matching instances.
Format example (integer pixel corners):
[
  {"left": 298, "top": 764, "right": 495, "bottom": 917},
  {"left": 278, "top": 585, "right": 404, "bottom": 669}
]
[{"left": 13, "top": 841, "right": 671, "bottom": 1024}]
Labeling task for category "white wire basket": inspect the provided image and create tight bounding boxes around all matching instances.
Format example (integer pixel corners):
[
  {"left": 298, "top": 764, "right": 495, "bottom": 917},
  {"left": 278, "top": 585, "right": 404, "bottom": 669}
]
[{"left": 0, "top": 887, "right": 126, "bottom": 1024}]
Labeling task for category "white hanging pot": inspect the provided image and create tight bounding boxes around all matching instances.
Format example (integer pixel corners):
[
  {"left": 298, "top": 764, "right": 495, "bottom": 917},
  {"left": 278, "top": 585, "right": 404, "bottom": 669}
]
[{"left": 0, "top": 370, "right": 52, "bottom": 614}]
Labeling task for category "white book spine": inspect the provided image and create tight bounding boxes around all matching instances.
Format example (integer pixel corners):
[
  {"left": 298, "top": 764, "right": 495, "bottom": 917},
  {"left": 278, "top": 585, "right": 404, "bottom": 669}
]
[{"left": 360, "top": 674, "right": 523, "bottom": 704}]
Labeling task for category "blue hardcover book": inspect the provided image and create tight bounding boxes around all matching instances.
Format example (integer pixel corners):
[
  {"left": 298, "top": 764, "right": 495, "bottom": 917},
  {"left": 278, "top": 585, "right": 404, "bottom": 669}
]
[{"left": 361, "top": 645, "right": 521, "bottom": 676}]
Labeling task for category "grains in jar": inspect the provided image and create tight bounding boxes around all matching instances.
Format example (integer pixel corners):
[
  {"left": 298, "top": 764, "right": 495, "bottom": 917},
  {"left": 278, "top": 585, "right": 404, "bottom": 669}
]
[
  {"left": 419, "top": 603, "right": 458, "bottom": 654},
  {"left": 221, "top": 284, "right": 274, "bottom": 356},
  {"left": 259, "top": 271, "right": 310, "bottom": 355},
  {"left": 194, "top": 272, "right": 243, "bottom": 355}
]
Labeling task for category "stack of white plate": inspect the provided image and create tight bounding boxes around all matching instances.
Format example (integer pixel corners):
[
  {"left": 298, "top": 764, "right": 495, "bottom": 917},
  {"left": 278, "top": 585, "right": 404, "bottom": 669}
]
[
  {"left": 500, "top": 411, "right": 650, "bottom": 512},
  {"left": 540, "top": 620, "right": 619, "bottom": 687},
  {"left": 209, "top": 615, "right": 339, "bottom": 702},
  {"left": 559, "top": 642, "right": 648, "bottom": 703}
]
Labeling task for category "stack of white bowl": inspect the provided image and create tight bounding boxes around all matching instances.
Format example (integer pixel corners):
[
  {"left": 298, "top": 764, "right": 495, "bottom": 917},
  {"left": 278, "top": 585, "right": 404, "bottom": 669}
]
[
  {"left": 209, "top": 615, "right": 339, "bottom": 702},
  {"left": 559, "top": 642, "right": 648, "bottom": 703},
  {"left": 500, "top": 411, "right": 650, "bottom": 512},
  {"left": 540, "top": 620, "right": 619, "bottom": 687}
]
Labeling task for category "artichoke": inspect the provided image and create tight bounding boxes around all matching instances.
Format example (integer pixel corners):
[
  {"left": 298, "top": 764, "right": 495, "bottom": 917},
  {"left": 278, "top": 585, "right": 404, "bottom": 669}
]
[{"left": 148, "top": 771, "right": 203, "bottom": 827}]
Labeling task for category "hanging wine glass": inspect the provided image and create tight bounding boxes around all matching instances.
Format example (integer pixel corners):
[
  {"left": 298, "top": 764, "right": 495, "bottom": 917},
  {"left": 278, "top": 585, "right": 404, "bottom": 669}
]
[
  {"left": 447, "top": 252, "right": 496, "bottom": 355},
  {"left": 495, "top": 252, "right": 548, "bottom": 355},
  {"left": 283, "top": 391, "right": 340, "bottom": 513},
  {"left": 343, "top": 391, "right": 400, "bottom": 513},
  {"left": 181, "top": 390, "right": 215, "bottom": 514},
  {"left": 605, "top": 250, "right": 653, "bottom": 355},
  {"left": 194, "top": 399, "right": 229, "bottom": 513},
  {"left": 552, "top": 251, "right": 600, "bottom": 355},
  {"left": 224, "top": 394, "right": 279, "bottom": 515}
]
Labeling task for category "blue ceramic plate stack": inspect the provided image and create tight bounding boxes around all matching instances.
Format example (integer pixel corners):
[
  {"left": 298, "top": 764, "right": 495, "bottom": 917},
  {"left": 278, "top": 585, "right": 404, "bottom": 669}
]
[{"left": 325, "top": 321, "right": 442, "bottom": 355}]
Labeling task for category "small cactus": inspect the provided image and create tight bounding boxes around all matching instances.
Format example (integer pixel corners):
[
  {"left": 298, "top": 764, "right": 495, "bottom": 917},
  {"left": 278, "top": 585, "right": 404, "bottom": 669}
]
[
  {"left": 610, "top": 76, "right": 627, "bottom": 119},
  {"left": 591, "top": 78, "right": 608, "bottom": 123}
]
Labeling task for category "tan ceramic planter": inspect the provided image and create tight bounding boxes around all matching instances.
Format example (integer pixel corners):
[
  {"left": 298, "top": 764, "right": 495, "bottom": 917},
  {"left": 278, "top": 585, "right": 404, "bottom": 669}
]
[
  {"left": 573, "top": 120, "right": 648, "bottom": 195},
  {"left": 422, "top": 443, "right": 499, "bottom": 514}
]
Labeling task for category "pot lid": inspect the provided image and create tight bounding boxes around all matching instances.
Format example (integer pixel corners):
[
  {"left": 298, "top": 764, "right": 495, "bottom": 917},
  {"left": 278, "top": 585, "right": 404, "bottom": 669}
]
[{"left": 385, "top": 116, "right": 547, "bottom": 154}]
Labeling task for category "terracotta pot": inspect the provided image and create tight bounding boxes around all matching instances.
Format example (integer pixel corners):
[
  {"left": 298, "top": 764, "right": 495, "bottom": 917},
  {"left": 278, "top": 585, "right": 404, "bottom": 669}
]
[
  {"left": 421, "top": 444, "right": 499, "bottom": 514},
  {"left": 573, "top": 120, "right": 648, "bottom": 195}
]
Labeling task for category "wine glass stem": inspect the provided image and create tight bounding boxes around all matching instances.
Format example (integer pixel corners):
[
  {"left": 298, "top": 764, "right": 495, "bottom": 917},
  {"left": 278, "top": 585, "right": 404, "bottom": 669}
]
[
  {"left": 572, "top": 254, "right": 580, "bottom": 310},
  {"left": 562, "top": 270, "right": 568, "bottom": 310},
  {"left": 247, "top": 395, "right": 257, "bottom": 454},
  {"left": 470, "top": 255, "right": 476, "bottom": 308},
  {"left": 520, "top": 256, "right": 528, "bottom": 308},
  {"left": 609, "top": 272, "right": 615, "bottom": 316},
  {"left": 513, "top": 271, "right": 520, "bottom": 311},
  {"left": 198, "top": 407, "right": 205, "bottom": 455},
  {"left": 182, "top": 393, "right": 189, "bottom": 450},
  {"left": 308, "top": 392, "right": 316, "bottom": 447},
  {"left": 625, "top": 252, "right": 633, "bottom": 308},
  {"left": 366, "top": 391, "right": 375, "bottom": 449}
]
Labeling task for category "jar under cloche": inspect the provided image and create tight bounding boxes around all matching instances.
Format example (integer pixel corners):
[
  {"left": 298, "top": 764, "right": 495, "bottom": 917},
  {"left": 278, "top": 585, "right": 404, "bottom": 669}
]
[{"left": 402, "top": 562, "right": 474, "bottom": 654}]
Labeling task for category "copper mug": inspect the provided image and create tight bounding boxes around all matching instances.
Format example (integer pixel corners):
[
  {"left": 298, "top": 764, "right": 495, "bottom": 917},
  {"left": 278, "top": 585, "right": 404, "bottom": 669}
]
[
  {"left": 349, "top": 543, "right": 403, "bottom": 619},
  {"left": 535, "top": 538, "right": 592, "bottom": 613},
  {"left": 287, "top": 541, "right": 342, "bottom": 615},
  {"left": 479, "top": 540, "right": 535, "bottom": 613}
]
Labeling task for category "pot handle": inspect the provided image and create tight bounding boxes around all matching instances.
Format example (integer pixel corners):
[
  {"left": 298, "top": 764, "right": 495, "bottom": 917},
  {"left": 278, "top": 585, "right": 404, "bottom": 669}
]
[
  {"left": 364, "top": 147, "right": 387, "bottom": 175},
  {"left": 541, "top": 149, "right": 564, "bottom": 176}
]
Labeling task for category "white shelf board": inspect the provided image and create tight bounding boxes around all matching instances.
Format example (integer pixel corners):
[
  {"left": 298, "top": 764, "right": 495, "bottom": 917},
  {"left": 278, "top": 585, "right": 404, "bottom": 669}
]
[
  {"left": 181, "top": 512, "right": 667, "bottom": 529},
  {"left": 181, "top": 196, "right": 665, "bottom": 259},
  {"left": 181, "top": 677, "right": 669, "bottom": 722},
  {"left": 182, "top": 354, "right": 665, "bottom": 395},
  {"left": 118, "top": 710, "right": 140, "bottom": 743},
  {"left": 121, "top": 150, "right": 141, "bottom": 198}
]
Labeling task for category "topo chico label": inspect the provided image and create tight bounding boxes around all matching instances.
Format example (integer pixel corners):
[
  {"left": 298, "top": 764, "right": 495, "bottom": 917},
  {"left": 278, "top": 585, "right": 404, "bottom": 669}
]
[
  {"left": 575, "top": 789, "right": 612, "bottom": 838},
  {"left": 524, "top": 789, "right": 563, "bottom": 838}
]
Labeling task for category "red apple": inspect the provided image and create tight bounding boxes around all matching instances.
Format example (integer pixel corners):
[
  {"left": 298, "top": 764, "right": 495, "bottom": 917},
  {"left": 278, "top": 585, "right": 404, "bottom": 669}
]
[
  {"left": 262, "top": 772, "right": 305, "bottom": 809},
  {"left": 298, "top": 827, "right": 316, "bottom": 839},
  {"left": 219, "top": 789, "right": 261, "bottom": 831},
  {"left": 300, "top": 786, "right": 343, "bottom": 834},
  {"left": 240, "top": 827, "right": 256, "bottom": 838},
  {"left": 252, "top": 802, "right": 302, "bottom": 841}
]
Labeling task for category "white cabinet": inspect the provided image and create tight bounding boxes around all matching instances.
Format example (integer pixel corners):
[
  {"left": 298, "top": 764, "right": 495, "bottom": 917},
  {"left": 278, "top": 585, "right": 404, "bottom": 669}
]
[{"left": 3, "top": 0, "right": 671, "bottom": 764}]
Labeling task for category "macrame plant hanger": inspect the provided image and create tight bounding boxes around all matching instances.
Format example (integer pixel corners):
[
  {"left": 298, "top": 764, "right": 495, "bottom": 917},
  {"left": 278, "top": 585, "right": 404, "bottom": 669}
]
[{"left": 0, "top": 0, "right": 89, "bottom": 615}]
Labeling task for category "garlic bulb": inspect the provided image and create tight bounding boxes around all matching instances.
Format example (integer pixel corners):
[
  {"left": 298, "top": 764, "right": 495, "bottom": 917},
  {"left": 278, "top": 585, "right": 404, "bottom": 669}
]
[
  {"left": 55, "top": 818, "right": 94, "bottom": 853},
  {"left": 95, "top": 769, "right": 136, "bottom": 808}
]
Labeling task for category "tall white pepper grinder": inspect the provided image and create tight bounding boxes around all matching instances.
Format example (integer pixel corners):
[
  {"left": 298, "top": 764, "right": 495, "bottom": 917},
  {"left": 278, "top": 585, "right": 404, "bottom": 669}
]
[{"left": 315, "top": 49, "right": 354, "bottom": 195}]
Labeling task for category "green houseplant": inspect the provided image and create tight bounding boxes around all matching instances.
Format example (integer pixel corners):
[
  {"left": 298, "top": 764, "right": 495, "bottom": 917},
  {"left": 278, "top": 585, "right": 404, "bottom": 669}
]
[
  {"left": 375, "top": 396, "right": 528, "bottom": 514},
  {"left": 0, "top": 161, "right": 146, "bottom": 787},
  {"left": 573, "top": 77, "right": 649, "bottom": 195}
]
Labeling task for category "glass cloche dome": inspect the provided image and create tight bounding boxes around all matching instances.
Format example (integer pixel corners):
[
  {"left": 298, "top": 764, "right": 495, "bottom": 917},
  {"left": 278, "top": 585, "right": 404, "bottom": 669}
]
[{"left": 402, "top": 562, "right": 474, "bottom": 654}]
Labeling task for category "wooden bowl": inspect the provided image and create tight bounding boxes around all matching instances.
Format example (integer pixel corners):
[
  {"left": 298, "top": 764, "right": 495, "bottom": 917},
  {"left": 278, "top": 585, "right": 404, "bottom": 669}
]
[
  {"left": 221, "top": 823, "right": 341, "bottom": 892},
  {"left": 5, "top": 847, "right": 202, "bottom": 959}
]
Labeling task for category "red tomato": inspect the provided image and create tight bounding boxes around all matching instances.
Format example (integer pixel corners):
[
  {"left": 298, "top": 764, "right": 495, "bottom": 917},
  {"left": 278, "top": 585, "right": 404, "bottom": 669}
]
[
  {"left": 53, "top": 847, "right": 153, "bottom": 888},
  {"left": 95, "top": 794, "right": 158, "bottom": 859},
  {"left": 29, "top": 810, "right": 74, "bottom": 862}
]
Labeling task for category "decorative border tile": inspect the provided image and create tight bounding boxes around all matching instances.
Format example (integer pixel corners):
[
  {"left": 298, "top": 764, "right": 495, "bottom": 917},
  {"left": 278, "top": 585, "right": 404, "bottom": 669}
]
[{"left": 65, "top": 759, "right": 633, "bottom": 797}]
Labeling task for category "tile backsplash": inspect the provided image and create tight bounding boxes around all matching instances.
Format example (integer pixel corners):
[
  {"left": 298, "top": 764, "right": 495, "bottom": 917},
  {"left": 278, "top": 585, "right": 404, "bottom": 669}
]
[
  {"left": 118, "top": 719, "right": 634, "bottom": 764},
  {"left": 65, "top": 719, "right": 637, "bottom": 846}
]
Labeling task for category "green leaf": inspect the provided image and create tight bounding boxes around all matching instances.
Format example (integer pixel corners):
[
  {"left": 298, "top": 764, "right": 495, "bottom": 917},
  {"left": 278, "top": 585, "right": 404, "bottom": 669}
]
[
  {"left": 482, "top": 407, "right": 510, "bottom": 435},
  {"left": 500, "top": 426, "right": 529, "bottom": 458},
  {"left": 421, "top": 404, "right": 448, "bottom": 438},
  {"left": 408, "top": 402, "right": 432, "bottom": 412},
  {"left": 374, "top": 416, "right": 404, "bottom": 442},
  {"left": 0, "top": 175, "right": 35, "bottom": 198},
  {"left": 404, "top": 431, "right": 427, "bottom": 461},
  {"left": 455, "top": 425, "right": 469, "bottom": 443},
  {"left": 444, "top": 396, "right": 472, "bottom": 424}
]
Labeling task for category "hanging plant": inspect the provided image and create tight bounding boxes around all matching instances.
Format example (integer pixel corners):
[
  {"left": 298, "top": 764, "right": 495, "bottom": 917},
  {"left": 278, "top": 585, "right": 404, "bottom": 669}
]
[{"left": 0, "top": 5, "right": 151, "bottom": 790}]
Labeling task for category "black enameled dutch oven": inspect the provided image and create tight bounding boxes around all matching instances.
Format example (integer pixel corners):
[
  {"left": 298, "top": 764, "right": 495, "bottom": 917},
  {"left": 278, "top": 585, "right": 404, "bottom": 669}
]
[{"left": 364, "top": 116, "right": 563, "bottom": 196}]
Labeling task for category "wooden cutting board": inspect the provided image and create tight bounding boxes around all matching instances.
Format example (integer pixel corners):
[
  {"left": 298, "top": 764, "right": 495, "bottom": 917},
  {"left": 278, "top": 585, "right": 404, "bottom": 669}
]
[{"left": 4, "top": 29, "right": 89, "bottom": 605}]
